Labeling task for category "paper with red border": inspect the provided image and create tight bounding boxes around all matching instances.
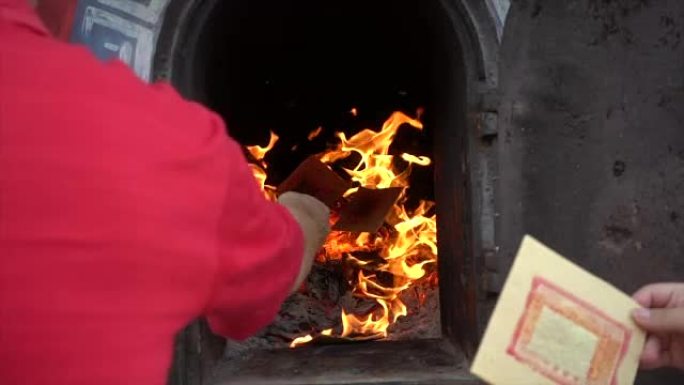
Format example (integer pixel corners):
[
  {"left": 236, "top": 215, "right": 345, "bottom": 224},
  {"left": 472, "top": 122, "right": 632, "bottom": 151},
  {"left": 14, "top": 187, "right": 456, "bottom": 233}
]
[{"left": 471, "top": 236, "right": 645, "bottom": 385}]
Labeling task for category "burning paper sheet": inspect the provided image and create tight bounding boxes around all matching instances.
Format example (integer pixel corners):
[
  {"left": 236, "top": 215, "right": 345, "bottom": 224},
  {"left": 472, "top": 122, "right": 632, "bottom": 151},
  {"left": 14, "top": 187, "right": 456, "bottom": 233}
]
[
  {"left": 277, "top": 155, "right": 351, "bottom": 208},
  {"left": 471, "top": 236, "right": 645, "bottom": 385}
]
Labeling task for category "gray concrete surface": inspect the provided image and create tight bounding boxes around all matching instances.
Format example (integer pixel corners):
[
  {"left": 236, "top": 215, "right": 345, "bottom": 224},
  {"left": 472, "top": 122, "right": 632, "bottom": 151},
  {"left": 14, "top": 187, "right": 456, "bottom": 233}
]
[{"left": 496, "top": 1, "right": 684, "bottom": 383}]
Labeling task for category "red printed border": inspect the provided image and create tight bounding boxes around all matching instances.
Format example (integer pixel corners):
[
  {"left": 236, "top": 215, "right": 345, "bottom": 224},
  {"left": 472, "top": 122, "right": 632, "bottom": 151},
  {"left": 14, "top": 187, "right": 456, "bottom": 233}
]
[{"left": 507, "top": 277, "right": 632, "bottom": 385}]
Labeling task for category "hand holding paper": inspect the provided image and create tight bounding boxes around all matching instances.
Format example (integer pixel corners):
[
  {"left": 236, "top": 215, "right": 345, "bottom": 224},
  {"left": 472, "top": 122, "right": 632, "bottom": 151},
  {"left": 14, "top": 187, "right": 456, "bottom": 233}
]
[{"left": 471, "top": 236, "right": 646, "bottom": 385}]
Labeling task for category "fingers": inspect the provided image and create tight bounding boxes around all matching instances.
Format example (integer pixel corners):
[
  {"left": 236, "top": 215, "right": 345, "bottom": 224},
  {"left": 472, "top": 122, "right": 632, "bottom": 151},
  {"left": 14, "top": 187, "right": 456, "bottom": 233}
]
[
  {"left": 632, "top": 283, "right": 684, "bottom": 308},
  {"left": 278, "top": 192, "right": 331, "bottom": 262},
  {"left": 632, "top": 283, "right": 684, "bottom": 371},
  {"left": 633, "top": 307, "right": 684, "bottom": 334},
  {"left": 639, "top": 335, "right": 669, "bottom": 370},
  {"left": 278, "top": 192, "right": 330, "bottom": 226}
]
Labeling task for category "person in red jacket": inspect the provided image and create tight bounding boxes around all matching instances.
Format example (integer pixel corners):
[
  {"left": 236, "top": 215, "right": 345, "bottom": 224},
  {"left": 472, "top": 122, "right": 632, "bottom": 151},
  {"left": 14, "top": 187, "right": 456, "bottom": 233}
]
[{"left": 0, "top": 1, "right": 329, "bottom": 384}]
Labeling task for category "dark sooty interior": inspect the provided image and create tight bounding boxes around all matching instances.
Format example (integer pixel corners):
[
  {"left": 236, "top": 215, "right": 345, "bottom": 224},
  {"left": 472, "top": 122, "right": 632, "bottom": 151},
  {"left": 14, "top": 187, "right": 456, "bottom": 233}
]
[{"left": 186, "top": 0, "right": 449, "bottom": 203}]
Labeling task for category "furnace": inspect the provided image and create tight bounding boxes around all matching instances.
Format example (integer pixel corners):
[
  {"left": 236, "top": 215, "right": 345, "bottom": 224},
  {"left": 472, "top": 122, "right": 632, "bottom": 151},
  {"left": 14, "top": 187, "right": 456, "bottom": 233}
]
[
  {"left": 151, "top": 0, "right": 683, "bottom": 384},
  {"left": 154, "top": 0, "right": 496, "bottom": 383}
]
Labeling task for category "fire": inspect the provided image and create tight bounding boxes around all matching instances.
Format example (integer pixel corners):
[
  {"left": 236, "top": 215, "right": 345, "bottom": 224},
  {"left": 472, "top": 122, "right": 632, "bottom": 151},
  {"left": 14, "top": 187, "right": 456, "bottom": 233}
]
[
  {"left": 246, "top": 131, "right": 279, "bottom": 201},
  {"left": 247, "top": 111, "right": 437, "bottom": 346},
  {"left": 307, "top": 126, "right": 323, "bottom": 141},
  {"left": 289, "top": 334, "right": 313, "bottom": 348},
  {"left": 290, "top": 328, "right": 332, "bottom": 348},
  {"left": 247, "top": 131, "right": 279, "bottom": 161}
]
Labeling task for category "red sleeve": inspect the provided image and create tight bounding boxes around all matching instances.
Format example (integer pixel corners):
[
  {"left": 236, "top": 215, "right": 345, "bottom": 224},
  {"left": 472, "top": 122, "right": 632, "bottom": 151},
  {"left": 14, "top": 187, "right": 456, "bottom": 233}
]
[{"left": 205, "top": 137, "right": 304, "bottom": 340}]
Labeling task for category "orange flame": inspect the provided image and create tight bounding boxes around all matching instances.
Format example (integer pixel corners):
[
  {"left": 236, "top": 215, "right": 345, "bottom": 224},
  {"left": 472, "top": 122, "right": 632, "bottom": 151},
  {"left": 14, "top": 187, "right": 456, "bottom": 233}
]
[
  {"left": 289, "top": 334, "right": 313, "bottom": 348},
  {"left": 247, "top": 131, "right": 279, "bottom": 162},
  {"left": 308, "top": 126, "right": 323, "bottom": 141},
  {"left": 247, "top": 112, "right": 437, "bottom": 345},
  {"left": 246, "top": 131, "right": 279, "bottom": 201}
]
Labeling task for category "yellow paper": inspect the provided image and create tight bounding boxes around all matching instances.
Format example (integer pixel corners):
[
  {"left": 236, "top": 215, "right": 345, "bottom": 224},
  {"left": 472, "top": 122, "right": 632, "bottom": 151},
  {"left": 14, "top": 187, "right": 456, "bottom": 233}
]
[{"left": 471, "top": 235, "right": 645, "bottom": 385}]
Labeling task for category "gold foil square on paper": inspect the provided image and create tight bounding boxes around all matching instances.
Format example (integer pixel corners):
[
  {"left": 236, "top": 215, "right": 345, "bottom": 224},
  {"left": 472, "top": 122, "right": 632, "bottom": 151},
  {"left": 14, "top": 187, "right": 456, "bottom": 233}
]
[{"left": 470, "top": 236, "right": 645, "bottom": 385}]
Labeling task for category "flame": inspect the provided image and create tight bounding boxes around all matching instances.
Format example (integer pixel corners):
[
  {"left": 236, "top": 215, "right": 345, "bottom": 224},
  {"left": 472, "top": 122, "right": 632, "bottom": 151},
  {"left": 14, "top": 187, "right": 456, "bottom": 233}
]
[
  {"left": 308, "top": 126, "right": 323, "bottom": 141},
  {"left": 246, "top": 111, "right": 437, "bottom": 346},
  {"left": 288, "top": 328, "right": 333, "bottom": 348},
  {"left": 350, "top": 107, "right": 358, "bottom": 117},
  {"left": 289, "top": 335, "right": 313, "bottom": 348},
  {"left": 246, "top": 131, "right": 279, "bottom": 201},
  {"left": 247, "top": 131, "right": 279, "bottom": 161},
  {"left": 319, "top": 111, "right": 424, "bottom": 189},
  {"left": 401, "top": 153, "right": 431, "bottom": 166}
]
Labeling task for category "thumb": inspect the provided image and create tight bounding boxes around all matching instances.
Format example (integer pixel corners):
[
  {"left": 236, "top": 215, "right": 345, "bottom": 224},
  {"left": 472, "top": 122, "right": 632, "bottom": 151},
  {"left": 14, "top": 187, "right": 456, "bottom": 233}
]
[{"left": 633, "top": 307, "right": 684, "bottom": 334}]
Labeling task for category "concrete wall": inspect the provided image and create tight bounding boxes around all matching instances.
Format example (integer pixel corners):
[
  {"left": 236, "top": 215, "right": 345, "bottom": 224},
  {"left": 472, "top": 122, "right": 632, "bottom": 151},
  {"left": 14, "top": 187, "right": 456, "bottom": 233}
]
[{"left": 497, "top": 1, "right": 684, "bottom": 383}]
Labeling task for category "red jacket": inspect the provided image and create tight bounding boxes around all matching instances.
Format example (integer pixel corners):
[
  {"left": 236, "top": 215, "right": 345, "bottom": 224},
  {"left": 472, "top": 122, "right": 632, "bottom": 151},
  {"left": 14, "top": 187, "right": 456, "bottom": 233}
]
[{"left": 0, "top": 2, "right": 304, "bottom": 384}]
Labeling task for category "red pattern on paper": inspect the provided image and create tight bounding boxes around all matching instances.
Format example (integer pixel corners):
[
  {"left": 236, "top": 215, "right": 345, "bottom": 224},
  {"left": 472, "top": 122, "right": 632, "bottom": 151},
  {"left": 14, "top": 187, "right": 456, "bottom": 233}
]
[{"left": 507, "top": 277, "right": 631, "bottom": 385}]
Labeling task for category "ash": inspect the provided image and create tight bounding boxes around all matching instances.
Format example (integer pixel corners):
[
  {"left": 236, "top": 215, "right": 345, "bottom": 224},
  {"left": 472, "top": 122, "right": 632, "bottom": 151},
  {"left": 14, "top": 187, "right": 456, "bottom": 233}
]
[
  {"left": 223, "top": 263, "right": 441, "bottom": 360},
  {"left": 386, "top": 281, "right": 441, "bottom": 340}
]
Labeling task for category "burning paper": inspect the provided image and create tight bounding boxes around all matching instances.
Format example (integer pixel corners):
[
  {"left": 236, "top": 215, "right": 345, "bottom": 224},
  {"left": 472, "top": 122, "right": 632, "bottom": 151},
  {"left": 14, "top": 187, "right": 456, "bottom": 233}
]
[
  {"left": 277, "top": 156, "right": 351, "bottom": 208},
  {"left": 333, "top": 187, "right": 403, "bottom": 233}
]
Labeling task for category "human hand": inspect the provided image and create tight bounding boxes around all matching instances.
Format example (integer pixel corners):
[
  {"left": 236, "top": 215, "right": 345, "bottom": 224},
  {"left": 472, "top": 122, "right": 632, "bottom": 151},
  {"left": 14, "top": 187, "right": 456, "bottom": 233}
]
[
  {"left": 277, "top": 192, "right": 330, "bottom": 292},
  {"left": 631, "top": 283, "right": 684, "bottom": 370},
  {"left": 278, "top": 191, "right": 330, "bottom": 248}
]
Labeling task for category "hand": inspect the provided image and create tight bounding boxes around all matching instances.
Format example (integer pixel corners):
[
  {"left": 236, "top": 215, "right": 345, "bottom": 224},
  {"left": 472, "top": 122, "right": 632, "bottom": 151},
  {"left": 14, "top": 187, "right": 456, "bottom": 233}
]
[
  {"left": 277, "top": 192, "right": 330, "bottom": 292},
  {"left": 631, "top": 283, "right": 684, "bottom": 370},
  {"left": 278, "top": 192, "right": 330, "bottom": 250}
]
